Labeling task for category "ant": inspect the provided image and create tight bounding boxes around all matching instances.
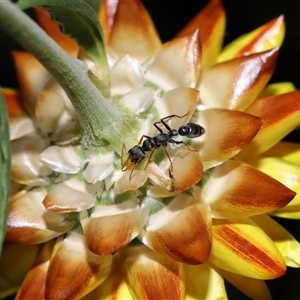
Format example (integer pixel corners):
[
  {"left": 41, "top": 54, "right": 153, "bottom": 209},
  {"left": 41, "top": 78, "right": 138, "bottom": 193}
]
[{"left": 121, "top": 113, "right": 205, "bottom": 180}]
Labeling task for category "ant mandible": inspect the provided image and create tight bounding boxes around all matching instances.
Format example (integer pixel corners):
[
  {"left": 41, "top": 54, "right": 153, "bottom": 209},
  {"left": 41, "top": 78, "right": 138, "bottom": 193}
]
[{"left": 121, "top": 113, "right": 205, "bottom": 179}]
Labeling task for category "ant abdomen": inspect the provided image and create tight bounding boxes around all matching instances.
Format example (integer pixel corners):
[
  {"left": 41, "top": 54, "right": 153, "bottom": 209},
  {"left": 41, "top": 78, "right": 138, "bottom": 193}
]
[{"left": 179, "top": 123, "right": 205, "bottom": 138}]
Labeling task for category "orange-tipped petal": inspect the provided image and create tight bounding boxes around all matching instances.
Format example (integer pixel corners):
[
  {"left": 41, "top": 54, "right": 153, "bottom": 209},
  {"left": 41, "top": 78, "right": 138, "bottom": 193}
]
[
  {"left": 124, "top": 245, "right": 184, "bottom": 300},
  {"left": 210, "top": 218, "right": 286, "bottom": 279},
  {"left": 16, "top": 240, "right": 55, "bottom": 300},
  {"left": 146, "top": 31, "right": 201, "bottom": 90},
  {"left": 11, "top": 132, "right": 52, "bottom": 185},
  {"left": 217, "top": 268, "right": 271, "bottom": 300},
  {"left": 241, "top": 90, "right": 300, "bottom": 155},
  {"left": 12, "top": 52, "right": 52, "bottom": 115},
  {"left": 34, "top": 8, "right": 79, "bottom": 57},
  {"left": 218, "top": 16, "right": 285, "bottom": 62},
  {"left": 45, "top": 232, "right": 113, "bottom": 300},
  {"left": 85, "top": 200, "right": 150, "bottom": 255},
  {"left": 184, "top": 263, "right": 227, "bottom": 299},
  {"left": 193, "top": 108, "right": 262, "bottom": 170},
  {"left": 140, "top": 194, "right": 211, "bottom": 264},
  {"left": 6, "top": 188, "right": 74, "bottom": 244},
  {"left": 177, "top": 0, "right": 226, "bottom": 68},
  {"left": 200, "top": 48, "right": 279, "bottom": 110},
  {"left": 252, "top": 214, "right": 300, "bottom": 268},
  {"left": 202, "top": 160, "right": 295, "bottom": 219},
  {"left": 109, "top": 0, "right": 161, "bottom": 63},
  {"left": 3, "top": 88, "right": 35, "bottom": 140}
]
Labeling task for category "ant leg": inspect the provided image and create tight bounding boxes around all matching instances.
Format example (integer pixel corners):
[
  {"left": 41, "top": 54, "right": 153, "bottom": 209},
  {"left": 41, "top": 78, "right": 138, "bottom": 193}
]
[
  {"left": 169, "top": 139, "right": 198, "bottom": 152},
  {"left": 137, "top": 135, "right": 151, "bottom": 145},
  {"left": 144, "top": 147, "right": 157, "bottom": 169},
  {"left": 154, "top": 112, "right": 190, "bottom": 132},
  {"left": 163, "top": 147, "right": 174, "bottom": 171}
]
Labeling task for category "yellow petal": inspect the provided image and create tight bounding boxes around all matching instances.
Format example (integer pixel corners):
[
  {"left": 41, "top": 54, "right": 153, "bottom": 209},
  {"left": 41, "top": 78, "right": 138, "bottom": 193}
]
[
  {"left": 210, "top": 218, "right": 286, "bottom": 279},
  {"left": 141, "top": 194, "right": 211, "bottom": 264},
  {"left": 184, "top": 263, "right": 227, "bottom": 300},
  {"left": 109, "top": 0, "right": 161, "bottom": 63},
  {"left": 217, "top": 268, "right": 271, "bottom": 300},
  {"left": 34, "top": 7, "right": 79, "bottom": 57},
  {"left": 200, "top": 48, "right": 279, "bottom": 110},
  {"left": 176, "top": 0, "right": 225, "bottom": 68},
  {"left": 85, "top": 200, "right": 150, "bottom": 255},
  {"left": 124, "top": 245, "right": 184, "bottom": 299},
  {"left": 12, "top": 51, "right": 52, "bottom": 116},
  {"left": 193, "top": 108, "right": 262, "bottom": 170},
  {"left": 45, "top": 232, "right": 113, "bottom": 300},
  {"left": 202, "top": 160, "right": 295, "bottom": 219},
  {"left": 6, "top": 188, "right": 74, "bottom": 244},
  {"left": 16, "top": 240, "right": 55, "bottom": 300},
  {"left": 252, "top": 214, "right": 300, "bottom": 268},
  {"left": 146, "top": 30, "right": 201, "bottom": 90},
  {"left": 258, "top": 82, "right": 297, "bottom": 98},
  {"left": 241, "top": 90, "right": 300, "bottom": 156},
  {"left": 218, "top": 15, "right": 285, "bottom": 62}
]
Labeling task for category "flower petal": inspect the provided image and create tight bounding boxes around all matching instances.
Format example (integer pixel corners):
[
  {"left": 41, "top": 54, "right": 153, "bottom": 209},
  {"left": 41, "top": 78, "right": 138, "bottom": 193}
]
[
  {"left": 12, "top": 51, "right": 52, "bottom": 115},
  {"left": 124, "top": 245, "right": 184, "bottom": 299},
  {"left": 6, "top": 188, "right": 74, "bottom": 244},
  {"left": 84, "top": 200, "right": 150, "bottom": 255},
  {"left": 210, "top": 218, "right": 286, "bottom": 279},
  {"left": 140, "top": 194, "right": 211, "bottom": 264},
  {"left": 3, "top": 88, "right": 35, "bottom": 140},
  {"left": 45, "top": 232, "right": 113, "bottom": 300},
  {"left": 218, "top": 15, "right": 285, "bottom": 62},
  {"left": 110, "top": 54, "right": 145, "bottom": 96},
  {"left": 16, "top": 240, "right": 55, "bottom": 300},
  {"left": 200, "top": 48, "right": 278, "bottom": 110},
  {"left": 217, "top": 268, "right": 271, "bottom": 300},
  {"left": 43, "top": 176, "right": 99, "bottom": 212},
  {"left": 176, "top": 0, "right": 226, "bottom": 68},
  {"left": 258, "top": 82, "right": 297, "bottom": 98},
  {"left": 202, "top": 160, "right": 295, "bottom": 219},
  {"left": 193, "top": 108, "right": 262, "bottom": 170},
  {"left": 184, "top": 263, "right": 227, "bottom": 300},
  {"left": 146, "top": 31, "right": 201, "bottom": 90},
  {"left": 252, "top": 214, "right": 300, "bottom": 268},
  {"left": 241, "top": 90, "right": 300, "bottom": 155},
  {"left": 11, "top": 132, "right": 53, "bottom": 185},
  {"left": 39, "top": 145, "right": 86, "bottom": 174},
  {"left": 108, "top": 0, "right": 161, "bottom": 63},
  {"left": 34, "top": 8, "right": 79, "bottom": 57}
]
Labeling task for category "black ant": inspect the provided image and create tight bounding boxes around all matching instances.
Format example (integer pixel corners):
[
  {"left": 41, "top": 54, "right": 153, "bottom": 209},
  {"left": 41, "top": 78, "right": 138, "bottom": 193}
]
[{"left": 121, "top": 113, "right": 205, "bottom": 179}]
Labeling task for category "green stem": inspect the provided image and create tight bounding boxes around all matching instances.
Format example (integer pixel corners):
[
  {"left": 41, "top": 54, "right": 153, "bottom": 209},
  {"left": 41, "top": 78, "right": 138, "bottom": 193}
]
[{"left": 0, "top": 0, "right": 134, "bottom": 153}]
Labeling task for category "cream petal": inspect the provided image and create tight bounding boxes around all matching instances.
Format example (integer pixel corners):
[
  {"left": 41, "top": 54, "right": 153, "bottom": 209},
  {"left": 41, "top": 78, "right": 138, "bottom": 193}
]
[
  {"left": 85, "top": 200, "right": 150, "bottom": 255},
  {"left": 35, "top": 89, "right": 66, "bottom": 133},
  {"left": 140, "top": 193, "right": 211, "bottom": 264},
  {"left": 120, "top": 86, "right": 154, "bottom": 114},
  {"left": 154, "top": 87, "right": 200, "bottom": 123},
  {"left": 184, "top": 263, "right": 227, "bottom": 300},
  {"left": 12, "top": 51, "right": 52, "bottom": 116},
  {"left": 39, "top": 145, "right": 85, "bottom": 174},
  {"left": 9, "top": 116, "right": 35, "bottom": 141},
  {"left": 109, "top": 0, "right": 161, "bottom": 63},
  {"left": 146, "top": 31, "right": 201, "bottom": 90},
  {"left": 210, "top": 218, "right": 286, "bottom": 279},
  {"left": 45, "top": 232, "right": 113, "bottom": 300},
  {"left": 192, "top": 108, "right": 262, "bottom": 170},
  {"left": 11, "top": 132, "right": 53, "bottom": 185},
  {"left": 16, "top": 240, "right": 55, "bottom": 300},
  {"left": 218, "top": 16, "right": 285, "bottom": 62},
  {"left": 202, "top": 160, "right": 295, "bottom": 219},
  {"left": 6, "top": 188, "right": 74, "bottom": 244},
  {"left": 84, "top": 152, "right": 114, "bottom": 184},
  {"left": 124, "top": 245, "right": 184, "bottom": 300},
  {"left": 43, "top": 176, "right": 99, "bottom": 212},
  {"left": 199, "top": 48, "right": 279, "bottom": 110},
  {"left": 110, "top": 54, "right": 145, "bottom": 95},
  {"left": 176, "top": 0, "right": 226, "bottom": 68},
  {"left": 241, "top": 90, "right": 300, "bottom": 156}
]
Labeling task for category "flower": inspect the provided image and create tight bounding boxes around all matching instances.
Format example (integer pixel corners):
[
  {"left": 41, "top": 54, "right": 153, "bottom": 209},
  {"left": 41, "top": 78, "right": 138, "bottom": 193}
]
[{"left": 1, "top": 0, "right": 300, "bottom": 299}]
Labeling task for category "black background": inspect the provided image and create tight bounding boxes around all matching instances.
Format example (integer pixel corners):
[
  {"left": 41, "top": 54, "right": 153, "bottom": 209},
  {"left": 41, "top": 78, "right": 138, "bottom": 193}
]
[{"left": 1, "top": 1, "right": 300, "bottom": 299}]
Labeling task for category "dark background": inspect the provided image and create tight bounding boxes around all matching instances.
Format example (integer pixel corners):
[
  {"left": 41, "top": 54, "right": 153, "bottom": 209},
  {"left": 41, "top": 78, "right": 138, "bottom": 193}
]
[{"left": 1, "top": 1, "right": 300, "bottom": 299}]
